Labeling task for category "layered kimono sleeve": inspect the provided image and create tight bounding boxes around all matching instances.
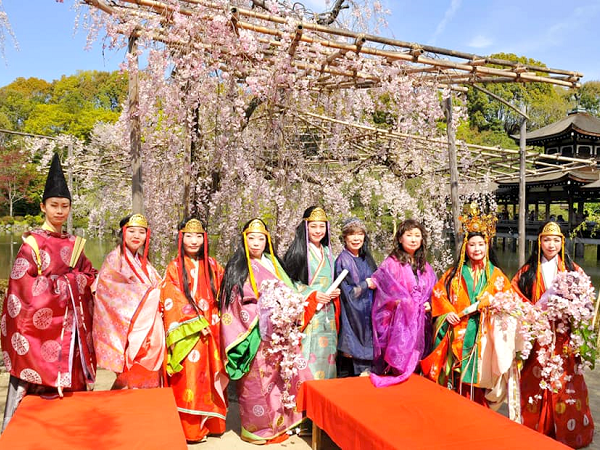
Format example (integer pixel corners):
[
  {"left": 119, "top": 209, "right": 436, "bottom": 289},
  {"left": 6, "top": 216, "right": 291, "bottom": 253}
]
[
  {"left": 370, "top": 258, "right": 435, "bottom": 386},
  {"left": 220, "top": 284, "right": 261, "bottom": 380},
  {"left": 161, "top": 261, "right": 210, "bottom": 375},
  {"left": 336, "top": 252, "right": 369, "bottom": 302},
  {"left": 430, "top": 270, "right": 459, "bottom": 318}
]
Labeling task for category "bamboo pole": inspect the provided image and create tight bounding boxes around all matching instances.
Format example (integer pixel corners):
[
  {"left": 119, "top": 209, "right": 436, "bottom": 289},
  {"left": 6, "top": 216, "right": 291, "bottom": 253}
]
[
  {"left": 86, "top": 0, "right": 582, "bottom": 88},
  {"left": 67, "top": 142, "right": 73, "bottom": 235},
  {"left": 444, "top": 96, "right": 462, "bottom": 256},
  {"left": 518, "top": 104, "right": 527, "bottom": 266},
  {"left": 128, "top": 35, "right": 144, "bottom": 214}
]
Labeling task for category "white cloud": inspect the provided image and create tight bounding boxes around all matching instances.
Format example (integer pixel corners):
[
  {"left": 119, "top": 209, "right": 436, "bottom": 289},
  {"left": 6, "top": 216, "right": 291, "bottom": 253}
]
[
  {"left": 468, "top": 34, "right": 493, "bottom": 49},
  {"left": 430, "top": 0, "right": 462, "bottom": 44}
]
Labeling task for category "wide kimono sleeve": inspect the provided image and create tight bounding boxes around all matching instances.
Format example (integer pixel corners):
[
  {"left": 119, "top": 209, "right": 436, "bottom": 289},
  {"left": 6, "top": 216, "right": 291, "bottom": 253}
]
[
  {"left": 430, "top": 270, "right": 460, "bottom": 318},
  {"left": 2, "top": 232, "right": 97, "bottom": 388},
  {"left": 220, "top": 283, "right": 262, "bottom": 380},
  {"left": 161, "top": 260, "right": 210, "bottom": 375},
  {"left": 369, "top": 257, "right": 435, "bottom": 386},
  {"left": 335, "top": 251, "right": 370, "bottom": 301}
]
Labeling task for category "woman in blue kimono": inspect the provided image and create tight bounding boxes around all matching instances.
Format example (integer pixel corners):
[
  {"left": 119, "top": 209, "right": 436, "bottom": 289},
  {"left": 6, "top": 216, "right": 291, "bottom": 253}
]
[{"left": 334, "top": 218, "right": 377, "bottom": 377}]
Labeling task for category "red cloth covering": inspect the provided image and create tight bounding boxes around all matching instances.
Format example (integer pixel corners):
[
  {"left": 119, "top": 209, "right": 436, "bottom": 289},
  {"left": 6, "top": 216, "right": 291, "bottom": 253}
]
[
  {"left": 0, "top": 388, "right": 187, "bottom": 449},
  {"left": 297, "top": 375, "right": 570, "bottom": 450}
]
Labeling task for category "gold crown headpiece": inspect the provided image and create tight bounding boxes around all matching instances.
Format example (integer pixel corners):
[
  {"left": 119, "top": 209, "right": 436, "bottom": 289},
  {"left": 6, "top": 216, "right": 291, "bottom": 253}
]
[
  {"left": 458, "top": 203, "right": 497, "bottom": 239},
  {"left": 242, "top": 218, "right": 280, "bottom": 296},
  {"left": 304, "top": 207, "right": 328, "bottom": 222},
  {"left": 243, "top": 219, "right": 269, "bottom": 235},
  {"left": 125, "top": 214, "right": 148, "bottom": 229},
  {"left": 180, "top": 219, "right": 205, "bottom": 234},
  {"left": 539, "top": 221, "right": 564, "bottom": 238}
]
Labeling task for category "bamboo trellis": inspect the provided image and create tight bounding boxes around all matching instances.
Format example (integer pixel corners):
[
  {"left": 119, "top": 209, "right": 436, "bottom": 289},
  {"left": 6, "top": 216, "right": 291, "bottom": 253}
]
[
  {"left": 289, "top": 112, "right": 597, "bottom": 182},
  {"left": 83, "top": 0, "right": 582, "bottom": 89},
  {"left": 81, "top": 0, "right": 592, "bottom": 183}
]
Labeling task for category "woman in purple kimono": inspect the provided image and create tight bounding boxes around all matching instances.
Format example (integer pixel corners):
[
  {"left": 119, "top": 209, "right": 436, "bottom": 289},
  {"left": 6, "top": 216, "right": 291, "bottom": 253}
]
[
  {"left": 219, "top": 218, "right": 312, "bottom": 444},
  {"left": 370, "top": 219, "right": 437, "bottom": 387},
  {"left": 335, "top": 218, "right": 377, "bottom": 377}
]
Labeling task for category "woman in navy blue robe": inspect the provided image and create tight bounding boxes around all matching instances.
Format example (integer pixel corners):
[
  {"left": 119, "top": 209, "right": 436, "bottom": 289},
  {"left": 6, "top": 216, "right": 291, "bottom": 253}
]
[{"left": 334, "top": 218, "right": 377, "bottom": 377}]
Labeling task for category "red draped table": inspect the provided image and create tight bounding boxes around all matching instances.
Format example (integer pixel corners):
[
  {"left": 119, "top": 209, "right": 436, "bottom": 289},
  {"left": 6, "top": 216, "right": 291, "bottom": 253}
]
[
  {"left": 297, "top": 375, "right": 569, "bottom": 450},
  {"left": 0, "top": 387, "right": 187, "bottom": 449}
]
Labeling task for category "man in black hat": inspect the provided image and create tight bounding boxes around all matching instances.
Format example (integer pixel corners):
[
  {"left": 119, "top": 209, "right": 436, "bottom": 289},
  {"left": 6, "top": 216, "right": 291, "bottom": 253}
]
[{"left": 1, "top": 154, "right": 97, "bottom": 432}]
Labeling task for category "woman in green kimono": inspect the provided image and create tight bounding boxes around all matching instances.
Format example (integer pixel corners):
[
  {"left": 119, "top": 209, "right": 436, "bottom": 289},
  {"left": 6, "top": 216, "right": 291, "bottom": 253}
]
[{"left": 283, "top": 207, "right": 340, "bottom": 380}]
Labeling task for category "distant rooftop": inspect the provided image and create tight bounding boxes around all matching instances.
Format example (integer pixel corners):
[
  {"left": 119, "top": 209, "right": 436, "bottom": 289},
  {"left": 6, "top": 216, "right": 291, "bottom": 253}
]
[{"left": 512, "top": 111, "right": 600, "bottom": 144}]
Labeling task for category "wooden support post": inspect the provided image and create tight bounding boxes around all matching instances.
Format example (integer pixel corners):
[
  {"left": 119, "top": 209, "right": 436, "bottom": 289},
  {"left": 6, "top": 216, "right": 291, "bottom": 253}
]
[
  {"left": 312, "top": 420, "right": 322, "bottom": 450},
  {"left": 129, "top": 35, "right": 144, "bottom": 214},
  {"left": 444, "top": 96, "right": 461, "bottom": 257},
  {"left": 67, "top": 142, "right": 74, "bottom": 235},
  {"left": 518, "top": 105, "right": 527, "bottom": 267},
  {"left": 545, "top": 195, "right": 550, "bottom": 220},
  {"left": 568, "top": 193, "right": 574, "bottom": 233}
]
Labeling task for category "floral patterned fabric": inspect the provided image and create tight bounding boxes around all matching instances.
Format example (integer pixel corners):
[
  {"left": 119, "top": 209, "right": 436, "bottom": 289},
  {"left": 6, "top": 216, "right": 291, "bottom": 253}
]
[
  {"left": 161, "top": 256, "right": 228, "bottom": 442},
  {"left": 93, "top": 247, "right": 161, "bottom": 388},
  {"left": 512, "top": 261, "right": 594, "bottom": 449},
  {"left": 1, "top": 228, "right": 97, "bottom": 390},
  {"left": 221, "top": 256, "right": 312, "bottom": 443}
]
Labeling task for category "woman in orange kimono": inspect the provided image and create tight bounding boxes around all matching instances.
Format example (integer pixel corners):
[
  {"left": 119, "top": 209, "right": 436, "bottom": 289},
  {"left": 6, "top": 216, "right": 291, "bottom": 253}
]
[
  {"left": 422, "top": 204, "right": 520, "bottom": 415},
  {"left": 512, "top": 221, "right": 594, "bottom": 448},
  {"left": 161, "top": 218, "right": 228, "bottom": 443}
]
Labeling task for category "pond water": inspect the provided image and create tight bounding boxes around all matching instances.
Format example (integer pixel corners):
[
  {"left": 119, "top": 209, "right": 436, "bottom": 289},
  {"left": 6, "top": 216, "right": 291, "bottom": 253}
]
[
  {"left": 2, "top": 232, "right": 600, "bottom": 289},
  {"left": 0, "top": 233, "right": 113, "bottom": 279}
]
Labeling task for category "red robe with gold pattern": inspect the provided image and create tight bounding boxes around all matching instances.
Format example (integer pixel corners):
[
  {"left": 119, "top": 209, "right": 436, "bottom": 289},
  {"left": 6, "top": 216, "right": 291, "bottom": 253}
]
[
  {"left": 512, "top": 259, "right": 594, "bottom": 449},
  {"left": 1, "top": 228, "right": 97, "bottom": 390}
]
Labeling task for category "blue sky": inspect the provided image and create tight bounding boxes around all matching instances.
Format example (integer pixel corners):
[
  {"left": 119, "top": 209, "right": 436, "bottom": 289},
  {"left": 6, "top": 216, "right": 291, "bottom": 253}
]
[{"left": 1, "top": 0, "right": 599, "bottom": 87}]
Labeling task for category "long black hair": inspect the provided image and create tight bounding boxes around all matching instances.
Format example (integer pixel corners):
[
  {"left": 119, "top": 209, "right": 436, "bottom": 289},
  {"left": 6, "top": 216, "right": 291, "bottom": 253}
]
[
  {"left": 517, "top": 221, "right": 575, "bottom": 300},
  {"left": 444, "top": 232, "right": 502, "bottom": 298},
  {"left": 389, "top": 219, "right": 428, "bottom": 272},
  {"left": 283, "top": 206, "right": 330, "bottom": 284},
  {"left": 178, "top": 218, "right": 217, "bottom": 316},
  {"left": 218, "top": 218, "right": 282, "bottom": 310}
]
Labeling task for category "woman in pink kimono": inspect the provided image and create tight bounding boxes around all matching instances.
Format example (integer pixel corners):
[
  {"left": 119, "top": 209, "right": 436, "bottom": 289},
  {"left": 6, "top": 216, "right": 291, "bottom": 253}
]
[
  {"left": 93, "top": 214, "right": 162, "bottom": 389},
  {"left": 219, "top": 218, "right": 312, "bottom": 444}
]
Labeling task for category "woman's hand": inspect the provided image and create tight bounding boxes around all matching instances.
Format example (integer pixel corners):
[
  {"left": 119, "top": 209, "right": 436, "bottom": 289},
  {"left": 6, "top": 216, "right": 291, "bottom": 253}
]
[
  {"left": 366, "top": 278, "right": 376, "bottom": 289},
  {"left": 446, "top": 312, "right": 460, "bottom": 325},
  {"left": 316, "top": 291, "right": 331, "bottom": 304}
]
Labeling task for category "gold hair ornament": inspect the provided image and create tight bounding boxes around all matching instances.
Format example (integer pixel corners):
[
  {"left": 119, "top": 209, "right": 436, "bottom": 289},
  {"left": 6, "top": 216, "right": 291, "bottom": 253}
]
[
  {"left": 243, "top": 218, "right": 269, "bottom": 235},
  {"left": 242, "top": 219, "right": 280, "bottom": 296},
  {"left": 180, "top": 219, "right": 205, "bottom": 234},
  {"left": 451, "top": 202, "right": 497, "bottom": 300},
  {"left": 125, "top": 214, "right": 148, "bottom": 229},
  {"left": 458, "top": 203, "right": 497, "bottom": 240},
  {"left": 535, "top": 221, "right": 566, "bottom": 299},
  {"left": 539, "top": 221, "right": 564, "bottom": 238},
  {"left": 304, "top": 207, "right": 328, "bottom": 222}
]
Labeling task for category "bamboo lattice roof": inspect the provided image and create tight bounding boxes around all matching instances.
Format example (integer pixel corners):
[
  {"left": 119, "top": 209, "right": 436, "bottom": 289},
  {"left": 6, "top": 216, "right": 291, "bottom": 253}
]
[
  {"left": 83, "top": 0, "right": 582, "bottom": 90},
  {"left": 82, "top": 0, "right": 592, "bottom": 181}
]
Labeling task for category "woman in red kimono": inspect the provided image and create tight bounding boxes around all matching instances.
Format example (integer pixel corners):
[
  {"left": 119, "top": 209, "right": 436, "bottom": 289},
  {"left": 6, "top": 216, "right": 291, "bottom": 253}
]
[
  {"left": 161, "top": 218, "right": 228, "bottom": 443},
  {"left": 512, "top": 221, "right": 594, "bottom": 448},
  {"left": 1, "top": 154, "right": 97, "bottom": 432}
]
